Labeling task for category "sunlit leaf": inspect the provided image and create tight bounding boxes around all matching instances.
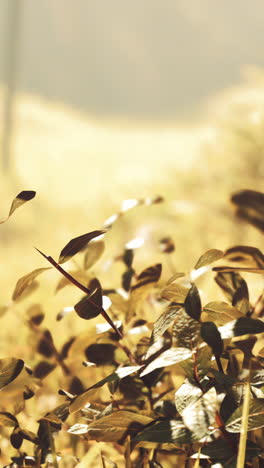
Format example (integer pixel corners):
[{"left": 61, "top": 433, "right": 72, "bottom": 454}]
[
  {"left": 161, "top": 283, "right": 188, "bottom": 303},
  {"left": 0, "top": 358, "right": 24, "bottom": 390},
  {"left": 226, "top": 398, "right": 264, "bottom": 432},
  {"left": 0, "top": 190, "right": 36, "bottom": 224},
  {"left": 134, "top": 419, "right": 192, "bottom": 445},
  {"left": 68, "top": 423, "right": 89, "bottom": 435},
  {"left": 172, "top": 307, "right": 201, "bottom": 349},
  {"left": 184, "top": 284, "right": 201, "bottom": 321},
  {"left": 194, "top": 249, "right": 223, "bottom": 270},
  {"left": 125, "top": 237, "right": 145, "bottom": 250},
  {"left": 55, "top": 270, "right": 91, "bottom": 293},
  {"left": 12, "top": 267, "right": 51, "bottom": 301},
  {"left": 58, "top": 230, "right": 106, "bottom": 264},
  {"left": 175, "top": 379, "right": 203, "bottom": 415},
  {"left": 79, "top": 410, "right": 153, "bottom": 443},
  {"left": 151, "top": 305, "right": 181, "bottom": 344},
  {"left": 182, "top": 387, "right": 219, "bottom": 440},
  {"left": 84, "top": 240, "right": 105, "bottom": 270},
  {"left": 140, "top": 347, "right": 193, "bottom": 377},
  {"left": 203, "top": 301, "right": 243, "bottom": 326}
]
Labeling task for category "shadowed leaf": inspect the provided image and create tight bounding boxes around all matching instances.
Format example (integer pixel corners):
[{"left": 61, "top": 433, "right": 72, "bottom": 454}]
[
  {"left": 12, "top": 268, "right": 51, "bottom": 301},
  {"left": 184, "top": 284, "right": 202, "bottom": 321},
  {"left": 0, "top": 190, "right": 36, "bottom": 224},
  {"left": 74, "top": 279, "right": 103, "bottom": 319},
  {"left": 131, "top": 264, "right": 162, "bottom": 291},
  {"left": 134, "top": 419, "right": 192, "bottom": 445},
  {"left": 0, "top": 358, "right": 24, "bottom": 390},
  {"left": 58, "top": 230, "right": 106, "bottom": 264},
  {"left": 201, "top": 322, "right": 223, "bottom": 357},
  {"left": 226, "top": 398, "right": 264, "bottom": 432},
  {"left": 231, "top": 189, "right": 264, "bottom": 232},
  {"left": 0, "top": 412, "right": 18, "bottom": 427},
  {"left": 224, "top": 245, "right": 264, "bottom": 268}
]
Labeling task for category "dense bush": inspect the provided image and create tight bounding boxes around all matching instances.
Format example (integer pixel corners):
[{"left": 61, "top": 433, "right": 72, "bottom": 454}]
[{"left": 0, "top": 189, "right": 264, "bottom": 467}]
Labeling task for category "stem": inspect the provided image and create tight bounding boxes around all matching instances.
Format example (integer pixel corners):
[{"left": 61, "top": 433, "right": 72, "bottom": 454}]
[
  {"left": 35, "top": 248, "right": 138, "bottom": 364},
  {"left": 46, "top": 421, "right": 59, "bottom": 468},
  {"left": 36, "top": 248, "right": 123, "bottom": 338},
  {"left": 236, "top": 364, "right": 252, "bottom": 468}
]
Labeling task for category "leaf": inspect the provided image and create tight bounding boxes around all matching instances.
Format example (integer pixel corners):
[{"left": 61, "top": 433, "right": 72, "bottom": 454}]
[
  {"left": 133, "top": 419, "right": 192, "bottom": 445},
  {"left": 159, "top": 236, "right": 175, "bottom": 254},
  {"left": 140, "top": 348, "right": 193, "bottom": 377},
  {"left": 182, "top": 387, "right": 219, "bottom": 440},
  {"left": 200, "top": 322, "right": 223, "bottom": 357},
  {"left": 69, "top": 366, "right": 141, "bottom": 414},
  {"left": 161, "top": 283, "right": 189, "bottom": 303},
  {"left": 58, "top": 230, "right": 106, "bottom": 264},
  {"left": 194, "top": 249, "right": 223, "bottom": 270},
  {"left": 175, "top": 380, "right": 203, "bottom": 415},
  {"left": 55, "top": 270, "right": 91, "bottom": 293},
  {"left": 218, "top": 317, "right": 264, "bottom": 339},
  {"left": 214, "top": 271, "right": 249, "bottom": 304},
  {"left": 172, "top": 307, "right": 201, "bottom": 349},
  {"left": 150, "top": 305, "right": 181, "bottom": 344},
  {"left": 74, "top": 279, "right": 102, "bottom": 320},
  {"left": 231, "top": 189, "right": 264, "bottom": 232},
  {"left": 12, "top": 268, "right": 51, "bottom": 301},
  {"left": 214, "top": 266, "right": 264, "bottom": 274},
  {"left": 79, "top": 410, "right": 153, "bottom": 443},
  {"left": 131, "top": 264, "right": 162, "bottom": 291},
  {"left": 0, "top": 412, "right": 18, "bottom": 427},
  {"left": 0, "top": 358, "right": 24, "bottom": 390},
  {"left": 203, "top": 301, "right": 243, "bottom": 326},
  {"left": 224, "top": 245, "right": 264, "bottom": 268},
  {"left": 0, "top": 190, "right": 36, "bottom": 224},
  {"left": 37, "top": 330, "right": 55, "bottom": 358},
  {"left": 26, "top": 304, "right": 45, "bottom": 326},
  {"left": 84, "top": 240, "right": 105, "bottom": 270},
  {"left": 68, "top": 423, "right": 89, "bottom": 435},
  {"left": 226, "top": 398, "right": 264, "bottom": 432},
  {"left": 184, "top": 284, "right": 202, "bottom": 321},
  {"left": 33, "top": 361, "right": 57, "bottom": 379}
]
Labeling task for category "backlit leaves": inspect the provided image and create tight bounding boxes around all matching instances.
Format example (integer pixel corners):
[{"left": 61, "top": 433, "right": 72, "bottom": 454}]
[
  {"left": 194, "top": 249, "right": 223, "bottom": 270},
  {"left": 58, "top": 230, "right": 106, "bottom": 264},
  {"left": 0, "top": 190, "right": 36, "bottom": 224},
  {"left": 0, "top": 358, "right": 24, "bottom": 390},
  {"left": 12, "top": 268, "right": 51, "bottom": 301}
]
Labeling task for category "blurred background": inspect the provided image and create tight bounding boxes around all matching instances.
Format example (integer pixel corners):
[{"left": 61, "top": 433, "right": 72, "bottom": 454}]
[{"left": 0, "top": 0, "right": 264, "bottom": 328}]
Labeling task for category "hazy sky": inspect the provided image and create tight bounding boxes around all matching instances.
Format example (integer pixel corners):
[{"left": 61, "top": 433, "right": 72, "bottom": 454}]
[{"left": 1, "top": 1, "right": 264, "bottom": 119}]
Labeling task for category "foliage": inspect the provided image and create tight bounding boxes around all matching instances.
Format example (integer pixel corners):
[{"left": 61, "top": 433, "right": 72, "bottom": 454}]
[{"left": 0, "top": 189, "right": 264, "bottom": 467}]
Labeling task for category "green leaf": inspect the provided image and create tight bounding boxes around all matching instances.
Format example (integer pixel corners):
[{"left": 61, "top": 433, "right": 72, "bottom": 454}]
[
  {"left": 203, "top": 301, "right": 243, "bottom": 326},
  {"left": 226, "top": 398, "right": 264, "bottom": 432},
  {"left": 201, "top": 322, "right": 223, "bottom": 357},
  {"left": 78, "top": 410, "right": 153, "bottom": 443},
  {"left": 184, "top": 284, "right": 201, "bottom": 321},
  {"left": 0, "top": 190, "right": 36, "bottom": 224},
  {"left": 12, "top": 268, "right": 51, "bottom": 301},
  {"left": 194, "top": 249, "right": 223, "bottom": 270},
  {"left": 74, "top": 279, "right": 102, "bottom": 319},
  {"left": 0, "top": 358, "right": 24, "bottom": 390},
  {"left": 134, "top": 419, "right": 192, "bottom": 445},
  {"left": 58, "top": 230, "right": 106, "bottom": 264}
]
